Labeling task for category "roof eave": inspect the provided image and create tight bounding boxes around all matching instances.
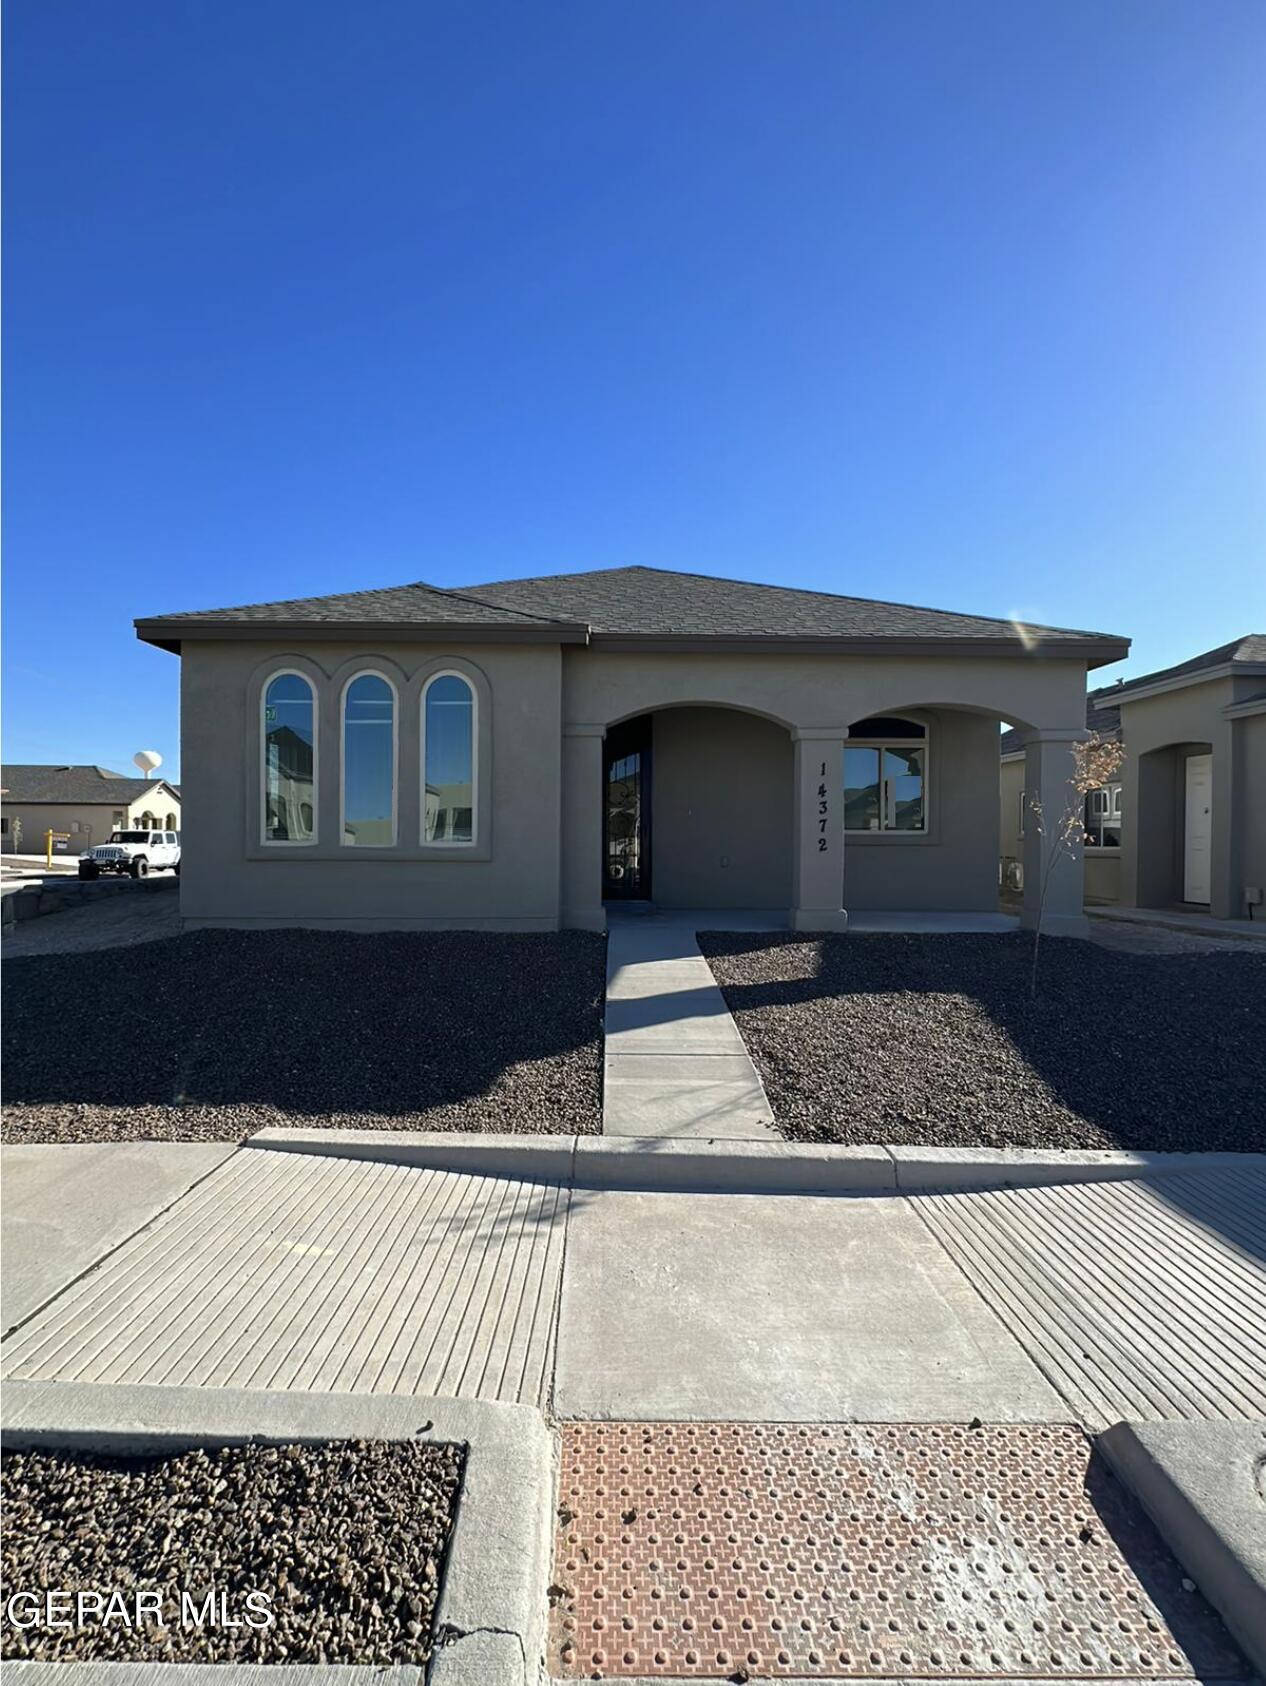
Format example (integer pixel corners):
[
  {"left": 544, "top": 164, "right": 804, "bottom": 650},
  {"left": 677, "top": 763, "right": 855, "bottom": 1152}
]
[
  {"left": 134, "top": 617, "right": 592, "bottom": 653},
  {"left": 1108, "top": 660, "right": 1266, "bottom": 706}
]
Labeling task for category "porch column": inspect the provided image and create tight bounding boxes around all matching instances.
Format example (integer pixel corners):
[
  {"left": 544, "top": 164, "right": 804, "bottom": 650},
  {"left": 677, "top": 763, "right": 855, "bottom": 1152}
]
[
  {"left": 561, "top": 723, "right": 607, "bottom": 932},
  {"left": 1021, "top": 728, "right": 1090, "bottom": 938},
  {"left": 790, "top": 727, "right": 849, "bottom": 933}
]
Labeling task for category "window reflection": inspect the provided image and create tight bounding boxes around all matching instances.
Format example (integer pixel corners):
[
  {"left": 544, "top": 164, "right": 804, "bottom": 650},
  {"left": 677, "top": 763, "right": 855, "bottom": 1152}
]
[
  {"left": 845, "top": 721, "right": 927, "bottom": 833},
  {"left": 424, "top": 674, "right": 474, "bottom": 843},
  {"left": 343, "top": 674, "right": 395, "bottom": 846},
  {"left": 264, "top": 673, "right": 316, "bottom": 842},
  {"left": 885, "top": 747, "right": 925, "bottom": 830},
  {"left": 844, "top": 746, "right": 881, "bottom": 831}
]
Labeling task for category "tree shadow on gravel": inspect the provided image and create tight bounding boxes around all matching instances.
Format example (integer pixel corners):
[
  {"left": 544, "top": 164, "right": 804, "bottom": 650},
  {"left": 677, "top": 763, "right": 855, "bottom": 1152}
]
[
  {"left": 2, "top": 928, "right": 607, "bottom": 1140},
  {"left": 696, "top": 930, "right": 1266, "bottom": 1156}
]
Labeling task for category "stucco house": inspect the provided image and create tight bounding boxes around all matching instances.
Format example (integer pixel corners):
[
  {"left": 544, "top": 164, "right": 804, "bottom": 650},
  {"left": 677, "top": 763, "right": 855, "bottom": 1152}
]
[
  {"left": 1000, "top": 634, "right": 1266, "bottom": 922},
  {"left": 0, "top": 765, "right": 182, "bottom": 856},
  {"left": 136, "top": 567, "right": 1129, "bottom": 936}
]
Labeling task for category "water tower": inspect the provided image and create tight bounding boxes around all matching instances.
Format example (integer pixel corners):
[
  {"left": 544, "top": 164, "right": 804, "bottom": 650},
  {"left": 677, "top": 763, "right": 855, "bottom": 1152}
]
[{"left": 133, "top": 750, "right": 163, "bottom": 779}]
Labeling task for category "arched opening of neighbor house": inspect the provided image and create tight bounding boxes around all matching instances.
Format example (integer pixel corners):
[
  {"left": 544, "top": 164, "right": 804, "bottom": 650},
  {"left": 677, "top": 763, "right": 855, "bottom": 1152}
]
[
  {"left": 603, "top": 706, "right": 793, "bottom": 909},
  {"left": 1136, "top": 741, "right": 1214, "bottom": 908}
]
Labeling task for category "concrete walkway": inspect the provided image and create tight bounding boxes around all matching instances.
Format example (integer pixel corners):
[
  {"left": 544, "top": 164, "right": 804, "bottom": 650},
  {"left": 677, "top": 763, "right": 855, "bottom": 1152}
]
[
  {"left": 1, "top": 1142, "right": 236, "bottom": 1333},
  {"left": 1088, "top": 904, "right": 1266, "bottom": 944},
  {"left": 7, "top": 1139, "right": 1262, "bottom": 1431},
  {"left": 602, "top": 909, "right": 781, "bottom": 1138}
]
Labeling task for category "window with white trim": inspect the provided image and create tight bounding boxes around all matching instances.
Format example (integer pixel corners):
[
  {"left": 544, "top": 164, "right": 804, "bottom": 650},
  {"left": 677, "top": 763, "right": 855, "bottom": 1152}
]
[
  {"left": 1084, "top": 782, "right": 1122, "bottom": 848},
  {"left": 844, "top": 716, "right": 927, "bottom": 832},
  {"left": 342, "top": 673, "right": 396, "bottom": 846},
  {"left": 262, "top": 672, "right": 317, "bottom": 843},
  {"left": 423, "top": 673, "right": 475, "bottom": 844}
]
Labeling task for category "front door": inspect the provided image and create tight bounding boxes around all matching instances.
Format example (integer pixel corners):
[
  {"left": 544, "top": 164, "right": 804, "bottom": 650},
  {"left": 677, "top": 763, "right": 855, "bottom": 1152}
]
[
  {"left": 603, "top": 717, "right": 652, "bottom": 900},
  {"left": 1183, "top": 753, "right": 1212, "bottom": 903}
]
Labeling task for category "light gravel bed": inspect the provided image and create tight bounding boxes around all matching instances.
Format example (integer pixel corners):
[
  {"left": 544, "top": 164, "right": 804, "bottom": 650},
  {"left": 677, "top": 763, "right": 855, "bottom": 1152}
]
[
  {"left": 1, "top": 1439, "right": 463, "bottom": 1663},
  {"left": 2, "top": 928, "right": 605, "bottom": 1142},
  {"left": 697, "top": 931, "right": 1266, "bottom": 1151}
]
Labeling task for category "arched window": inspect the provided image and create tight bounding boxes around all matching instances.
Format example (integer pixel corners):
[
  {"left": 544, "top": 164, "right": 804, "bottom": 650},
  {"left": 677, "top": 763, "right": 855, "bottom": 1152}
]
[
  {"left": 165, "top": 812, "right": 178, "bottom": 831},
  {"left": 423, "top": 673, "right": 475, "bottom": 844},
  {"left": 262, "top": 672, "right": 317, "bottom": 843},
  {"left": 845, "top": 715, "right": 927, "bottom": 833},
  {"left": 342, "top": 673, "right": 396, "bottom": 846}
]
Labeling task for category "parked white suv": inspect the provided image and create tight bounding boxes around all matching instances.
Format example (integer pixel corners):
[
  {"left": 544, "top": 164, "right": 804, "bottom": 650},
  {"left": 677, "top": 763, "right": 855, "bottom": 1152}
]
[{"left": 79, "top": 830, "right": 181, "bottom": 880}]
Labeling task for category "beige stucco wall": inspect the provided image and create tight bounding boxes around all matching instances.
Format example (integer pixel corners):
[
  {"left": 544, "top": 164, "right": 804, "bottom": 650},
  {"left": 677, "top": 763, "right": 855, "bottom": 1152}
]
[
  {"left": 179, "top": 640, "right": 563, "bottom": 929},
  {"left": 174, "top": 637, "right": 1094, "bottom": 931},
  {"left": 650, "top": 708, "right": 793, "bottom": 908},
  {"left": 1, "top": 792, "right": 180, "bottom": 855},
  {"left": 561, "top": 648, "right": 1089, "bottom": 740}
]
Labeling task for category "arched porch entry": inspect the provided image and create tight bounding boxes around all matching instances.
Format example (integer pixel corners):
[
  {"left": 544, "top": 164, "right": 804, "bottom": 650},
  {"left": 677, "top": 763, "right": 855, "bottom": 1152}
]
[
  {"left": 559, "top": 669, "right": 1090, "bottom": 935},
  {"left": 602, "top": 705, "right": 793, "bottom": 909}
]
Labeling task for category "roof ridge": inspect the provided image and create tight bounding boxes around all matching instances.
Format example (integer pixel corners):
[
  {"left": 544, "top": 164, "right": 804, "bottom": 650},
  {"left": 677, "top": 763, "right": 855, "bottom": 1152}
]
[{"left": 412, "top": 578, "right": 586, "bottom": 628}]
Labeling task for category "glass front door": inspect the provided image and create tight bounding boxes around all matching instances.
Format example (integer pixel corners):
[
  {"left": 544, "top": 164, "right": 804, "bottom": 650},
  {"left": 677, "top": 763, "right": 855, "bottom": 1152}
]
[{"left": 603, "top": 717, "right": 652, "bottom": 899}]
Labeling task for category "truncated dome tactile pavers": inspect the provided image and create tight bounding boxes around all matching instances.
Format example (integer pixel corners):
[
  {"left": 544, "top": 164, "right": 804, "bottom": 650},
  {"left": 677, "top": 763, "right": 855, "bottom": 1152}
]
[{"left": 550, "top": 1422, "right": 1251, "bottom": 1680}]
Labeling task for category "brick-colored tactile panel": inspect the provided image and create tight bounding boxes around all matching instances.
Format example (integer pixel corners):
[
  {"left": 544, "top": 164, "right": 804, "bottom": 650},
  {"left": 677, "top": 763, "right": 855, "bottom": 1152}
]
[{"left": 550, "top": 1423, "right": 1248, "bottom": 1680}]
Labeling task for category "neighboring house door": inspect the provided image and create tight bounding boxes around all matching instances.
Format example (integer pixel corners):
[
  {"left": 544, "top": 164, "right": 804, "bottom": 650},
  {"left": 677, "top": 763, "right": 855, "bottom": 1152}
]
[{"left": 1183, "top": 753, "right": 1213, "bottom": 904}]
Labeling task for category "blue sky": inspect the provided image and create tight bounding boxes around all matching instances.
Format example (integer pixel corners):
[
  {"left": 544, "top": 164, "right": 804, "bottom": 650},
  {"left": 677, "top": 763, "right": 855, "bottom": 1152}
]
[{"left": 4, "top": 0, "right": 1263, "bottom": 781}]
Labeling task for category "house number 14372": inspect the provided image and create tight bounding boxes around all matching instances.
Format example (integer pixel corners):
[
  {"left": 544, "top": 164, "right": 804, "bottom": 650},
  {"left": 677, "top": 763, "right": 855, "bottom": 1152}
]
[{"left": 817, "top": 761, "right": 830, "bottom": 851}]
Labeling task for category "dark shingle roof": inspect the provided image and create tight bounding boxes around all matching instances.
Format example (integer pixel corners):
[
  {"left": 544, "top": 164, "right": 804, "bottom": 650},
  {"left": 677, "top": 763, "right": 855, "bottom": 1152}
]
[
  {"left": 1103, "top": 634, "right": 1266, "bottom": 701},
  {"left": 137, "top": 565, "right": 1128, "bottom": 656},
  {"left": 1000, "top": 694, "right": 1121, "bottom": 756},
  {"left": 143, "top": 580, "right": 580, "bottom": 629},
  {"left": 452, "top": 566, "right": 1120, "bottom": 643},
  {"left": 0, "top": 765, "right": 179, "bottom": 805}
]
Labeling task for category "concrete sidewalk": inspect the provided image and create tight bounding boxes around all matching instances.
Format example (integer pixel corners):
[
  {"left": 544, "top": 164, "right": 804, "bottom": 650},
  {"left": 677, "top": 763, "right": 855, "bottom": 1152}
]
[
  {"left": 5, "top": 1137, "right": 1262, "bottom": 1431},
  {"left": 602, "top": 908, "right": 780, "bottom": 1138}
]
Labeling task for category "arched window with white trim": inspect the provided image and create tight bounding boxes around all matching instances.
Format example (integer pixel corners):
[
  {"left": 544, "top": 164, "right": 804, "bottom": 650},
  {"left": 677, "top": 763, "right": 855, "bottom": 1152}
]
[
  {"left": 423, "top": 673, "right": 476, "bottom": 844},
  {"left": 262, "top": 672, "right": 317, "bottom": 843},
  {"left": 341, "top": 672, "right": 396, "bottom": 846}
]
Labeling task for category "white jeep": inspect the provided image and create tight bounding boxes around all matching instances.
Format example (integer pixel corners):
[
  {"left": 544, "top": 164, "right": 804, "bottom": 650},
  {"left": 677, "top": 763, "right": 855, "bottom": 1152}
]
[{"left": 79, "top": 829, "right": 181, "bottom": 880}]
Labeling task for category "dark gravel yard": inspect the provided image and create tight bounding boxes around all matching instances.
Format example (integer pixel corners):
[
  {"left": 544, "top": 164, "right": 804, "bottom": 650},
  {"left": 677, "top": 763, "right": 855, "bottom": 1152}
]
[
  {"left": 1, "top": 1439, "right": 463, "bottom": 1663},
  {"left": 2, "top": 928, "right": 605, "bottom": 1142},
  {"left": 698, "top": 931, "right": 1266, "bottom": 1150}
]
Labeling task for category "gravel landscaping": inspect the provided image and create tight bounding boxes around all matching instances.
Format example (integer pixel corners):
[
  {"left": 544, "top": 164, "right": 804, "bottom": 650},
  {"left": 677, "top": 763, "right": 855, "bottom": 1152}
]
[
  {"left": 1, "top": 1439, "right": 463, "bottom": 1663},
  {"left": 2, "top": 928, "right": 605, "bottom": 1142},
  {"left": 698, "top": 931, "right": 1266, "bottom": 1150}
]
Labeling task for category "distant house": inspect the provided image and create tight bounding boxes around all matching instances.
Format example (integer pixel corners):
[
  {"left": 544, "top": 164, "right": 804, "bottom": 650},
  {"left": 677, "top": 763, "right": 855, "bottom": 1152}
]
[
  {"left": 1001, "top": 635, "right": 1266, "bottom": 921},
  {"left": 136, "top": 565, "right": 1130, "bottom": 935},
  {"left": 0, "top": 765, "right": 182, "bottom": 856}
]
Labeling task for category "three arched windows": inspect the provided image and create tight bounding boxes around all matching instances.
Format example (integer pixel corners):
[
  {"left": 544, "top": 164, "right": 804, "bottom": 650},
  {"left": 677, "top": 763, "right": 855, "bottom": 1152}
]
[{"left": 261, "top": 668, "right": 477, "bottom": 847}]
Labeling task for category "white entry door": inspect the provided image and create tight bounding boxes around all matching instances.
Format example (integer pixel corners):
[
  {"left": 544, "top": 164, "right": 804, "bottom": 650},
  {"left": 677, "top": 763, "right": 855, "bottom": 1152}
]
[{"left": 1183, "top": 754, "right": 1213, "bottom": 903}]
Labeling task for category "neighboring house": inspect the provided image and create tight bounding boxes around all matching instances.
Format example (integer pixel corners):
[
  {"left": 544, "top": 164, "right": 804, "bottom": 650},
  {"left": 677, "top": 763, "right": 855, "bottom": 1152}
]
[
  {"left": 1000, "top": 695, "right": 1124, "bottom": 907},
  {"left": 135, "top": 567, "right": 1129, "bottom": 935},
  {"left": 1000, "top": 634, "right": 1266, "bottom": 921},
  {"left": 0, "top": 765, "right": 182, "bottom": 856}
]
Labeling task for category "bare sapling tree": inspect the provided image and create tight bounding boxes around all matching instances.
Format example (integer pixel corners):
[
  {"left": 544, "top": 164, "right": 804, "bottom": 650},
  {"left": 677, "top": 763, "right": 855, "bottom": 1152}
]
[{"left": 1026, "top": 732, "right": 1126, "bottom": 998}]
